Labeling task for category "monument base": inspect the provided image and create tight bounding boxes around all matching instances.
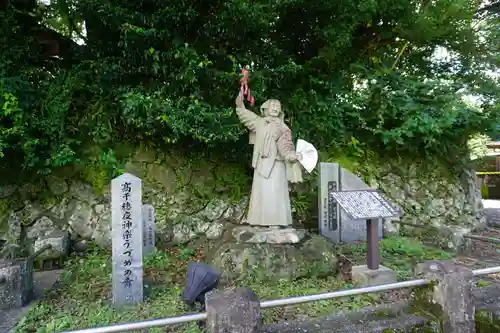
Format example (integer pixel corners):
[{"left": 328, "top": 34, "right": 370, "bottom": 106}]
[
  {"left": 232, "top": 226, "right": 306, "bottom": 244},
  {"left": 210, "top": 232, "right": 338, "bottom": 284},
  {"left": 351, "top": 265, "right": 397, "bottom": 287}
]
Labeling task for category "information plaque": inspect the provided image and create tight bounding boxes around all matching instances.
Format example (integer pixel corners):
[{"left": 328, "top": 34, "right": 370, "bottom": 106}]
[
  {"left": 329, "top": 189, "right": 402, "bottom": 270},
  {"left": 330, "top": 190, "right": 402, "bottom": 220}
]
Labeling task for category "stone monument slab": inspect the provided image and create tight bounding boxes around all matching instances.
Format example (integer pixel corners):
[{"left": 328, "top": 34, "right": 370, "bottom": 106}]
[
  {"left": 318, "top": 163, "right": 389, "bottom": 243},
  {"left": 111, "top": 173, "right": 144, "bottom": 307},
  {"left": 142, "top": 204, "right": 155, "bottom": 256}
]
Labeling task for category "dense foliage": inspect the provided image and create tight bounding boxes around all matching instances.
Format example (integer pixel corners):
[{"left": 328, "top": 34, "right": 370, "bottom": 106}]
[{"left": 0, "top": 0, "right": 499, "bottom": 175}]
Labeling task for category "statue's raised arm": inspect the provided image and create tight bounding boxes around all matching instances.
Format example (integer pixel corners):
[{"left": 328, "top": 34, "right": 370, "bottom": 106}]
[{"left": 235, "top": 92, "right": 259, "bottom": 131}]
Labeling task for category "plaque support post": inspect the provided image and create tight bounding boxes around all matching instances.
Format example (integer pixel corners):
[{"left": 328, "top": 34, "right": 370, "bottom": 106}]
[
  {"left": 366, "top": 219, "right": 380, "bottom": 270},
  {"left": 330, "top": 190, "right": 398, "bottom": 285}
]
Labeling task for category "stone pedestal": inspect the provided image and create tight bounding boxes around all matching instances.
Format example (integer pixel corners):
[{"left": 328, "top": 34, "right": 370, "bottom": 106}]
[
  {"left": 351, "top": 265, "right": 397, "bottom": 287},
  {"left": 232, "top": 227, "right": 306, "bottom": 244},
  {"left": 205, "top": 287, "right": 262, "bottom": 333},
  {"left": 210, "top": 228, "right": 338, "bottom": 283},
  {"left": 415, "top": 260, "right": 475, "bottom": 333},
  {"left": 0, "top": 258, "right": 34, "bottom": 310}
]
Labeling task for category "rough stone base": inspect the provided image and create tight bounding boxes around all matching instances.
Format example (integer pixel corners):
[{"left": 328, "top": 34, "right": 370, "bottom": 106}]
[
  {"left": 33, "top": 230, "right": 70, "bottom": 260},
  {"left": 232, "top": 227, "right": 307, "bottom": 244},
  {"left": 351, "top": 265, "right": 397, "bottom": 287},
  {"left": 210, "top": 235, "right": 338, "bottom": 283}
]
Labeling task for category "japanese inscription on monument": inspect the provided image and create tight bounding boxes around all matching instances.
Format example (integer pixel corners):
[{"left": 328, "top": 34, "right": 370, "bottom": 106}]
[
  {"left": 330, "top": 190, "right": 401, "bottom": 220},
  {"left": 142, "top": 204, "right": 155, "bottom": 255},
  {"left": 327, "top": 181, "right": 338, "bottom": 230},
  {"left": 111, "top": 173, "right": 143, "bottom": 307}
]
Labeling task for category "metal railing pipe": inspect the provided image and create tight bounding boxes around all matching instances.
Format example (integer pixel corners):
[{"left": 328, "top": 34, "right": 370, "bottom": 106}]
[
  {"left": 258, "top": 266, "right": 500, "bottom": 309},
  {"left": 473, "top": 266, "right": 500, "bottom": 276},
  {"left": 259, "top": 279, "right": 428, "bottom": 309},
  {"left": 60, "top": 313, "right": 207, "bottom": 333}
]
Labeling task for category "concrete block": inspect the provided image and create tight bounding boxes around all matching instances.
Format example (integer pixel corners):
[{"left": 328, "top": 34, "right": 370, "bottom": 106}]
[
  {"left": 205, "top": 287, "right": 261, "bottom": 333},
  {"left": 0, "top": 259, "right": 34, "bottom": 310},
  {"left": 351, "top": 265, "right": 397, "bottom": 287},
  {"left": 415, "top": 260, "right": 475, "bottom": 333}
]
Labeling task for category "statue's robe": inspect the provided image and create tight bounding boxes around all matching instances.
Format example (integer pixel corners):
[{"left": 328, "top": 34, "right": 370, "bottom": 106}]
[{"left": 236, "top": 105, "right": 302, "bottom": 227}]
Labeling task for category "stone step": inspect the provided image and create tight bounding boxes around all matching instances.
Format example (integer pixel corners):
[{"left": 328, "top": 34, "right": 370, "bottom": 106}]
[
  {"left": 262, "top": 302, "right": 435, "bottom": 333},
  {"left": 262, "top": 313, "right": 433, "bottom": 333}
]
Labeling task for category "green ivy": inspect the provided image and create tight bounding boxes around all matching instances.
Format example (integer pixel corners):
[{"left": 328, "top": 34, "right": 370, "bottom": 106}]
[{"left": 81, "top": 148, "right": 124, "bottom": 194}]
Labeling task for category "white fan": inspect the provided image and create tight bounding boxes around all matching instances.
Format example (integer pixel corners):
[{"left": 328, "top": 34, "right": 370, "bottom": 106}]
[{"left": 296, "top": 139, "right": 318, "bottom": 173}]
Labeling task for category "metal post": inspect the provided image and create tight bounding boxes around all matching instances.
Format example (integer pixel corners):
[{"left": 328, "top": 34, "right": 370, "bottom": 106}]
[{"left": 366, "top": 219, "right": 380, "bottom": 270}]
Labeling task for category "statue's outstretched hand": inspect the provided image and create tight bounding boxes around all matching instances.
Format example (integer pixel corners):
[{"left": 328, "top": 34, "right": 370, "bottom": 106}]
[{"left": 236, "top": 91, "right": 244, "bottom": 108}]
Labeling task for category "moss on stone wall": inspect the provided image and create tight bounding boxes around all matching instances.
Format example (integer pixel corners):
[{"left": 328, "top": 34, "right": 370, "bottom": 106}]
[
  {"left": 0, "top": 144, "right": 252, "bottom": 248},
  {"left": 293, "top": 146, "right": 482, "bottom": 233},
  {"left": 0, "top": 143, "right": 484, "bottom": 250}
]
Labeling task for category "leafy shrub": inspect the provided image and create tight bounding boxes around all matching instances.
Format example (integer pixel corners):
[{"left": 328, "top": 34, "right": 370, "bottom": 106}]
[{"left": 0, "top": 0, "right": 498, "bottom": 177}]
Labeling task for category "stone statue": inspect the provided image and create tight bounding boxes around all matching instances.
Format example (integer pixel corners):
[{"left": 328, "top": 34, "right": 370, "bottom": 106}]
[{"left": 235, "top": 91, "right": 303, "bottom": 227}]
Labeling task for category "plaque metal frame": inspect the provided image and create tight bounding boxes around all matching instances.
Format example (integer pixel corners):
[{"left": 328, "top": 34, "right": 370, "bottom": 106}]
[{"left": 330, "top": 189, "right": 402, "bottom": 270}]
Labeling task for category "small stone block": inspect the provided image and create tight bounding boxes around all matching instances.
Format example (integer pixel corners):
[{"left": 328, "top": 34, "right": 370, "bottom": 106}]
[
  {"left": 205, "top": 287, "right": 262, "bottom": 333},
  {"left": 351, "top": 265, "right": 397, "bottom": 287},
  {"left": 33, "top": 231, "right": 69, "bottom": 260},
  {"left": 0, "top": 260, "right": 32, "bottom": 310},
  {"left": 415, "top": 260, "right": 475, "bottom": 333}
]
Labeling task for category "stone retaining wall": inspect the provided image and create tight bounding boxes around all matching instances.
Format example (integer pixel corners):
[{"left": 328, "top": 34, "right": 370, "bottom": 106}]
[
  {"left": 0, "top": 147, "right": 484, "bottom": 254},
  {"left": 374, "top": 162, "right": 484, "bottom": 232}
]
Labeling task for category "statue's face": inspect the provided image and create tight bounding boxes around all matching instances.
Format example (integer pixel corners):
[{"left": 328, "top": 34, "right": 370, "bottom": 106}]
[{"left": 267, "top": 101, "right": 281, "bottom": 117}]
